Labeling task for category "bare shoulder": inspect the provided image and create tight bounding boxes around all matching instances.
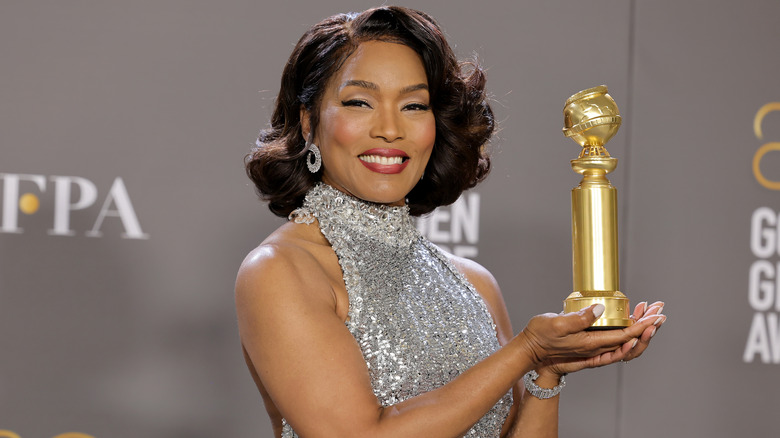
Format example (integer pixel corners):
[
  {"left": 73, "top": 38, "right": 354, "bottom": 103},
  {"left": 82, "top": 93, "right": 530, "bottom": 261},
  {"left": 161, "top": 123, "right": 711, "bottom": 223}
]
[
  {"left": 235, "top": 221, "right": 335, "bottom": 312},
  {"left": 238, "top": 223, "right": 319, "bottom": 279}
]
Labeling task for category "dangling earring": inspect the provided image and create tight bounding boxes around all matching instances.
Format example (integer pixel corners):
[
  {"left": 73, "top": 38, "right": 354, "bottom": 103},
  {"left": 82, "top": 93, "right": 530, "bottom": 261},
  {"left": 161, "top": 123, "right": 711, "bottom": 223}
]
[{"left": 307, "top": 143, "right": 321, "bottom": 173}]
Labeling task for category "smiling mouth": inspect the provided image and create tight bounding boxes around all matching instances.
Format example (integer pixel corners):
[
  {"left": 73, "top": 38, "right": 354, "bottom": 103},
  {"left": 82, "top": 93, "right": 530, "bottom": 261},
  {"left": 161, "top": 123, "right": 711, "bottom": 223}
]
[
  {"left": 357, "top": 150, "right": 410, "bottom": 174},
  {"left": 358, "top": 154, "right": 408, "bottom": 165}
]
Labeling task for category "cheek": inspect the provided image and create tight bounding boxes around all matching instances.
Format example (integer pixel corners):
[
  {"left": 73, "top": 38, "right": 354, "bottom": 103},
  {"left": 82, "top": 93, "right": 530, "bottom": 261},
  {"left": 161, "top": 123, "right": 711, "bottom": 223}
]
[
  {"left": 321, "top": 109, "right": 364, "bottom": 149},
  {"left": 418, "top": 117, "right": 437, "bottom": 154}
]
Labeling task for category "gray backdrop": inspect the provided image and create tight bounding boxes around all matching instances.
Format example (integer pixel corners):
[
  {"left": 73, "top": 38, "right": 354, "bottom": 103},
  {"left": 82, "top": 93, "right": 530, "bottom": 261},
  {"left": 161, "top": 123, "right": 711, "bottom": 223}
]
[{"left": 2, "top": 1, "right": 778, "bottom": 437}]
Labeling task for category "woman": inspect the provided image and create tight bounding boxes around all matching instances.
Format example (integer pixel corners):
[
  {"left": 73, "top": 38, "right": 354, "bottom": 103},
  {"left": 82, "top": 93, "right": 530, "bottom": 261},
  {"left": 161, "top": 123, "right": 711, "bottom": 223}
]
[{"left": 237, "top": 6, "right": 665, "bottom": 437}]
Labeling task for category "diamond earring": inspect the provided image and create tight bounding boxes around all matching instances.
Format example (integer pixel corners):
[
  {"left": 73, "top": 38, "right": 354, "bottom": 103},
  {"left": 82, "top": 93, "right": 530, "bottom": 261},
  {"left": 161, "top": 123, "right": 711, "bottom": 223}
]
[{"left": 307, "top": 143, "right": 321, "bottom": 173}]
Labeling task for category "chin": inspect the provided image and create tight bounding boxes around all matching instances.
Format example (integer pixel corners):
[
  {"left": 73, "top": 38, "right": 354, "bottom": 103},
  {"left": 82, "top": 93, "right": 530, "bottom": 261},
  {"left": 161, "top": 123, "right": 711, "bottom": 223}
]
[
  {"left": 356, "top": 185, "right": 412, "bottom": 206},
  {"left": 323, "top": 173, "right": 420, "bottom": 206},
  {"left": 361, "top": 192, "right": 407, "bottom": 206}
]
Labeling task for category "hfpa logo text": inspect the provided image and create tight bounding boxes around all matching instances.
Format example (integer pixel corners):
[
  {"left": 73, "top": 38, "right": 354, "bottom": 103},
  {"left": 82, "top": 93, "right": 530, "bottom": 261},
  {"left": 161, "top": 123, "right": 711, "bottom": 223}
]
[{"left": 0, "top": 173, "right": 148, "bottom": 239}]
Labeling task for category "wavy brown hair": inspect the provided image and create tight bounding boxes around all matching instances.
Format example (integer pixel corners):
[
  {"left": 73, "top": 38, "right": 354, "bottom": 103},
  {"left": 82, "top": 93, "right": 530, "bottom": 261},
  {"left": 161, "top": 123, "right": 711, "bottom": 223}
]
[{"left": 246, "top": 6, "right": 493, "bottom": 217}]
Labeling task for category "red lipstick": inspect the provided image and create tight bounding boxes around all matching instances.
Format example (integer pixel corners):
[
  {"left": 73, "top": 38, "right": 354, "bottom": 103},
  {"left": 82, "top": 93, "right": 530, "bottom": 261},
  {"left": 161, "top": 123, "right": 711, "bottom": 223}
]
[{"left": 358, "top": 148, "right": 410, "bottom": 174}]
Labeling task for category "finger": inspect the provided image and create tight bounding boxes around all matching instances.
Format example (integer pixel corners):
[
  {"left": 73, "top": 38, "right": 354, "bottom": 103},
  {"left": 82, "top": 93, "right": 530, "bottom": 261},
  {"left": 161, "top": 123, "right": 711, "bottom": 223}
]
[
  {"left": 556, "top": 304, "right": 606, "bottom": 336},
  {"left": 587, "top": 344, "right": 631, "bottom": 368},
  {"left": 635, "top": 313, "right": 665, "bottom": 328},
  {"left": 624, "top": 333, "right": 648, "bottom": 359},
  {"left": 649, "top": 301, "right": 665, "bottom": 314},
  {"left": 623, "top": 337, "right": 650, "bottom": 362},
  {"left": 624, "top": 317, "right": 665, "bottom": 361},
  {"left": 631, "top": 300, "right": 666, "bottom": 321},
  {"left": 621, "top": 314, "right": 662, "bottom": 339},
  {"left": 550, "top": 337, "right": 639, "bottom": 373},
  {"left": 641, "top": 315, "right": 664, "bottom": 341},
  {"left": 623, "top": 315, "right": 664, "bottom": 344},
  {"left": 644, "top": 304, "right": 664, "bottom": 317},
  {"left": 631, "top": 301, "right": 648, "bottom": 320},
  {"left": 547, "top": 352, "right": 612, "bottom": 374},
  {"left": 581, "top": 314, "right": 662, "bottom": 353},
  {"left": 605, "top": 343, "right": 632, "bottom": 364},
  {"left": 621, "top": 337, "right": 639, "bottom": 354}
]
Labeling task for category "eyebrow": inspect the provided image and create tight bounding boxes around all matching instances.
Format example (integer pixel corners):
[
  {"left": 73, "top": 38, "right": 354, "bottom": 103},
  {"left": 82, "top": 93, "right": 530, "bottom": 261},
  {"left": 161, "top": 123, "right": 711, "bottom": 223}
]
[
  {"left": 341, "top": 79, "right": 378, "bottom": 90},
  {"left": 400, "top": 83, "right": 429, "bottom": 94},
  {"left": 341, "top": 80, "right": 429, "bottom": 94}
]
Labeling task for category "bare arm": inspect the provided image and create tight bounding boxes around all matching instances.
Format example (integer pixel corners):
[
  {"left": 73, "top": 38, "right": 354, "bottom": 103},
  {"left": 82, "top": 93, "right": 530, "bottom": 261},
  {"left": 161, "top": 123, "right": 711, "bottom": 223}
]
[{"left": 236, "top": 244, "right": 662, "bottom": 438}]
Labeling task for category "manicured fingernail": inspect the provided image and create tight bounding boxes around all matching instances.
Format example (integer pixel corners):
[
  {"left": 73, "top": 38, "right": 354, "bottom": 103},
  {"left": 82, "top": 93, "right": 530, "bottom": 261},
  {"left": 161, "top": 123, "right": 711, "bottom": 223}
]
[
  {"left": 639, "top": 301, "right": 648, "bottom": 312},
  {"left": 650, "top": 327, "right": 657, "bottom": 338},
  {"left": 657, "top": 305, "right": 664, "bottom": 314},
  {"left": 593, "top": 304, "right": 606, "bottom": 318},
  {"left": 631, "top": 338, "right": 639, "bottom": 349},
  {"left": 653, "top": 315, "right": 665, "bottom": 326}
]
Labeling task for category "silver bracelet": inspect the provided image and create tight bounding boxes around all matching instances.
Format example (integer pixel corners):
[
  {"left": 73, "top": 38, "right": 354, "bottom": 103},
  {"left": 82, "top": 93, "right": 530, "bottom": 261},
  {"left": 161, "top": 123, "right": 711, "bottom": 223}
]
[{"left": 522, "top": 370, "right": 566, "bottom": 399}]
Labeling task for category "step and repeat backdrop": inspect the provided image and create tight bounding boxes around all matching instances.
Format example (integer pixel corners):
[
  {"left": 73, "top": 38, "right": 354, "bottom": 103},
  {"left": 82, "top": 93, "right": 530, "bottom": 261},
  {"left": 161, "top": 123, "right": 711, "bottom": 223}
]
[{"left": 2, "top": 1, "right": 778, "bottom": 437}]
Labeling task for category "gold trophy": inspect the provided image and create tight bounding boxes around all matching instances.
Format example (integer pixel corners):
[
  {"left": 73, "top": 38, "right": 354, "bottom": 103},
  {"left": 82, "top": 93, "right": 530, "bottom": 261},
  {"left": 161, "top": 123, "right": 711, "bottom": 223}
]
[{"left": 562, "top": 85, "right": 632, "bottom": 328}]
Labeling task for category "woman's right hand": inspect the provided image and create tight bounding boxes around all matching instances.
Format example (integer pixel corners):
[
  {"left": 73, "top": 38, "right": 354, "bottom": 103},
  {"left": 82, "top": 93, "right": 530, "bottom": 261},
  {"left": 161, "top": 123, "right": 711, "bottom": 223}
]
[{"left": 518, "top": 304, "right": 664, "bottom": 366}]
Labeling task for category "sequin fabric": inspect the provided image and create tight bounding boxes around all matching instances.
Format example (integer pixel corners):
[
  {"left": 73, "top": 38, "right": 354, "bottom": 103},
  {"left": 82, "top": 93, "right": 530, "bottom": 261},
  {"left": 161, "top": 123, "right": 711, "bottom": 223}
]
[{"left": 281, "top": 183, "right": 512, "bottom": 437}]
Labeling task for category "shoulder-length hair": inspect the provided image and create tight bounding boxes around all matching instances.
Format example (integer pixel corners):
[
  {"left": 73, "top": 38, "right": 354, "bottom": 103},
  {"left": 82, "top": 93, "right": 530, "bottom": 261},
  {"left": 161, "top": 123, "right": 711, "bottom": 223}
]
[{"left": 246, "top": 6, "right": 493, "bottom": 217}]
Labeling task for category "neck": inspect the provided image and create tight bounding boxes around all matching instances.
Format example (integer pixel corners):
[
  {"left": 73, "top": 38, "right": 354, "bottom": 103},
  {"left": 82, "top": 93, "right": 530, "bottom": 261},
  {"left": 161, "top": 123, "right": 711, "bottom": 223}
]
[{"left": 291, "top": 183, "right": 417, "bottom": 249}]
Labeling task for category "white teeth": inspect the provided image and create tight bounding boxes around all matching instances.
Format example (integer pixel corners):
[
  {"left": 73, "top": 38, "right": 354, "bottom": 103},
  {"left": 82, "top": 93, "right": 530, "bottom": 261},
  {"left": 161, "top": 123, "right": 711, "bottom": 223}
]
[{"left": 359, "top": 155, "right": 404, "bottom": 165}]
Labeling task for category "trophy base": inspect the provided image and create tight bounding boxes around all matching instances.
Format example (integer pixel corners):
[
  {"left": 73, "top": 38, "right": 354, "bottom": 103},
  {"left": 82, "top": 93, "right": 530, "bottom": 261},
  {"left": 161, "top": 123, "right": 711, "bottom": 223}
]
[{"left": 564, "top": 291, "right": 633, "bottom": 329}]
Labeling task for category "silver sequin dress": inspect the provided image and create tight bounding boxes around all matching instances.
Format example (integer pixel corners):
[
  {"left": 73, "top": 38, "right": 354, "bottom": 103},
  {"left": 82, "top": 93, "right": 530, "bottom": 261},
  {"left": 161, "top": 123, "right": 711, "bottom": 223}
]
[{"left": 281, "top": 183, "right": 512, "bottom": 437}]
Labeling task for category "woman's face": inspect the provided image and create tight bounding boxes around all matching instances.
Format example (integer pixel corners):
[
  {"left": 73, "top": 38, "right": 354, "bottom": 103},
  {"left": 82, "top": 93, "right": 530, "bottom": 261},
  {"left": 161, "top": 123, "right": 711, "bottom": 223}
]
[{"left": 305, "top": 40, "right": 436, "bottom": 206}]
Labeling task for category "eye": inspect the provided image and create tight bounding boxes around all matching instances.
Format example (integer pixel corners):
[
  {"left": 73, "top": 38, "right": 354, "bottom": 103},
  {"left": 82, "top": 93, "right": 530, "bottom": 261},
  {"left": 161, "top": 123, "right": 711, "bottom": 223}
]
[
  {"left": 403, "top": 103, "right": 430, "bottom": 111},
  {"left": 341, "top": 99, "right": 372, "bottom": 108}
]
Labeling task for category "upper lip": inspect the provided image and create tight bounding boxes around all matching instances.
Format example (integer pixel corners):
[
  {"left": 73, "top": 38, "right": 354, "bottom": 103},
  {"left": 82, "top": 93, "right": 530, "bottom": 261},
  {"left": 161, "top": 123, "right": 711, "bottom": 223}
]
[{"left": 359, "top": 148, "right": 409, "bottom": 158}]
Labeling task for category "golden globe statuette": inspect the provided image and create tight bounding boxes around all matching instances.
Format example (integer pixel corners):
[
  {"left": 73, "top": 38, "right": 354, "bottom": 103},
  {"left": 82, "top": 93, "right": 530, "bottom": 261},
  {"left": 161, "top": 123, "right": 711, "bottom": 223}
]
[{"left": 562, "top": 85, "right": 632, "bottom": 328}]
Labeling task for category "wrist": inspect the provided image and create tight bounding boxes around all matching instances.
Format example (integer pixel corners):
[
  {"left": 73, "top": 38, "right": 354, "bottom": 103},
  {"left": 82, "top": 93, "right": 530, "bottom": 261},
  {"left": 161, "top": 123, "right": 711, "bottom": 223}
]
[
  {"left": 523, "top": 370, "right": 566, "bottom": 399},
  {"left": 513, "top": 330, "right": 545, "bottom": 368},
  {"left": 534, "top": 368, "right": 566, "bottom": 388}
]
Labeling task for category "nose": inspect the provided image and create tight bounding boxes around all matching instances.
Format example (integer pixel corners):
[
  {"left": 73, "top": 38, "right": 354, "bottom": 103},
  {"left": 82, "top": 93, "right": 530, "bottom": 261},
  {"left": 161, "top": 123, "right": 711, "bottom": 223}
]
[{"left": 370, "top": 106, "right": 404, "bottom": 142}]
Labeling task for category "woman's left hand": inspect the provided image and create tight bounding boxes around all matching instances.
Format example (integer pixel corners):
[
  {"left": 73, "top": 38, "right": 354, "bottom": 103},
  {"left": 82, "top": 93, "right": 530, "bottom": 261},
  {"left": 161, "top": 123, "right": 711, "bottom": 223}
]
[{"left": 538, "top": 301, "right": 666, "bottom": 376}]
